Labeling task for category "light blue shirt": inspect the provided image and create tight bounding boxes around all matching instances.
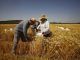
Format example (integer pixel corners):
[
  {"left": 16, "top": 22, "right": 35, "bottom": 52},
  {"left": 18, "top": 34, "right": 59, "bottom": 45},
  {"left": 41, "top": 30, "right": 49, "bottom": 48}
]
[{"left": 15, "top": 20, "right": 30, "bottom": 38}]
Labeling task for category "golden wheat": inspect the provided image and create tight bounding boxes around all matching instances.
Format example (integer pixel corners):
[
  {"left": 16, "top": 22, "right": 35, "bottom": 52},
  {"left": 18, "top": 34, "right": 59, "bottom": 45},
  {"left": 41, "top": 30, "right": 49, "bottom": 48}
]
[{"left": 0, "top": 24, "right": 80, "bottom": 60}]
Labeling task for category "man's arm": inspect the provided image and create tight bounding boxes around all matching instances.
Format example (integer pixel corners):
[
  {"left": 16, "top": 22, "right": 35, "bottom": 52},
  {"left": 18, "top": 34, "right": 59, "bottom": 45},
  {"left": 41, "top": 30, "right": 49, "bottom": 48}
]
[
  {"left": 43, "top": 21, "right": 50, "bottom": 32},
  {"left": 37, "top": 24, "right": 41, "bottom": 32},
  {"left": 23, "top": 21, "right": 30, "bottom": 39}
]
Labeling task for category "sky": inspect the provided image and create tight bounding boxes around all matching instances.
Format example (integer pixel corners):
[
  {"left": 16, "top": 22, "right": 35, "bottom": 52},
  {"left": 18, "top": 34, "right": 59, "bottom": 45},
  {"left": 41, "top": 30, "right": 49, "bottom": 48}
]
[{"left": 0, "top": 0, "right": 80, "bottom": 23}]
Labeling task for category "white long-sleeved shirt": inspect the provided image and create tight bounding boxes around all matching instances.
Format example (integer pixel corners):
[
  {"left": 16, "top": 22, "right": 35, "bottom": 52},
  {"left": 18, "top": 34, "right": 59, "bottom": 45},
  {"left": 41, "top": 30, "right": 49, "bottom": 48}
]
[{"left": 37, "top": 21, "right": 50, "bottom": 34}]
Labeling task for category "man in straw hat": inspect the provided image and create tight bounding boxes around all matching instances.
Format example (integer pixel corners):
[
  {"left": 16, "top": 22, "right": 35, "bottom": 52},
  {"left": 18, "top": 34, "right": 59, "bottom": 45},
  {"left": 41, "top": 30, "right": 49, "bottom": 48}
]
[
  {"left": 37, "top": 15, "right": 52, "bottom": 37},
  {"left": 12, "top": 18, "right": 36, "bottom": 54}
]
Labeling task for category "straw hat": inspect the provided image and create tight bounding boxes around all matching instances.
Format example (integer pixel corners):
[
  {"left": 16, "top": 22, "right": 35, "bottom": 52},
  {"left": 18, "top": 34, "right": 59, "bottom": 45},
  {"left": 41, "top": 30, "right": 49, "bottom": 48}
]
[
  {"left": 30, "top": 18, "right": 36, "bottom": 23},
  {"left": 30, "top": 18, "right": 36, "bottom": 21},
  {"left": 40, "top": 15, "right": 47, "bottom": 22},
  {"left": 41, "top": 15, "right": 46, "bottom": 19}
]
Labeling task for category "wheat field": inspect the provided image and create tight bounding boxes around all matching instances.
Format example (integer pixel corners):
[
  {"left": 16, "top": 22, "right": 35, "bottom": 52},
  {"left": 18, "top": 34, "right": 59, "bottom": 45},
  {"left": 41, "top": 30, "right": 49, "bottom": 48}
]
[{"left": 0, "top": 24, "right": 80, "bottom": 60}]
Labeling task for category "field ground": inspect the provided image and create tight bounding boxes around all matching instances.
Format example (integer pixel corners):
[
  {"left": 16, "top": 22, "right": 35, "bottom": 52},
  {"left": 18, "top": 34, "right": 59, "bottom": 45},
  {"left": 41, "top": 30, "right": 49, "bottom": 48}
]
[{"left": 0, "top": 24, "right": 80, "bottom": 60}]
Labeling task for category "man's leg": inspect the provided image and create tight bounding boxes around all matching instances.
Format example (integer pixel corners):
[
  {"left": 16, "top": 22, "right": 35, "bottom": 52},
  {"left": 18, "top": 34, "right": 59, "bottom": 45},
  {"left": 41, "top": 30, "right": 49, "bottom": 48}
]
[
  {"left": 12, "top": 31, "right": 20, "bottom": 54},
  {"left": 19, "top": 31, "right": 27, "bottom": 42},
  {"left": 20, "top": 31, "right": 32, "bottom": 42}
]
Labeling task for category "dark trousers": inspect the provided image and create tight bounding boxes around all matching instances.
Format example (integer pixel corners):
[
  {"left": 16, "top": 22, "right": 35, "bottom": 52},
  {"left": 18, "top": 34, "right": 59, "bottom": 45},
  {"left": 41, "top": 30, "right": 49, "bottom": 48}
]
[
  {"left": 12, "top": 31, "right": 26, "bottom": 53},
  {"left": 43, "top": 32, "right": 52, "bottom": 37}
]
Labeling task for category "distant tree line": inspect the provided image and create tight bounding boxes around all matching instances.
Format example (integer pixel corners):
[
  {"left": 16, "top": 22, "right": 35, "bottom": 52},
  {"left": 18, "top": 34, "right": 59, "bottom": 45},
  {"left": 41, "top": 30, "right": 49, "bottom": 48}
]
[
  {"left": 0, "top": 20, "right": 80, "bottom": 24},
  {"left": 0, "top": 20, "right": 22, "bottom": 24}
]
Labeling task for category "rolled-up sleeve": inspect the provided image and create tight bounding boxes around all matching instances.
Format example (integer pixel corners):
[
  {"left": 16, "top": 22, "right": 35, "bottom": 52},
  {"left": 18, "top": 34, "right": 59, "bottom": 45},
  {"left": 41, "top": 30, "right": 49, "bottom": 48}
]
[{"left": 37, "top": 24, "right": 40, "bottom": 29}]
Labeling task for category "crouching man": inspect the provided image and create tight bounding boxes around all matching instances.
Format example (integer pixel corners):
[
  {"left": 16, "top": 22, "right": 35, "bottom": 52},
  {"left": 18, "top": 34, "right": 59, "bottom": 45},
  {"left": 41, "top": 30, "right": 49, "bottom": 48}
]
[{"left": 12, "top": 18, "right": 36, "bottom": 54}]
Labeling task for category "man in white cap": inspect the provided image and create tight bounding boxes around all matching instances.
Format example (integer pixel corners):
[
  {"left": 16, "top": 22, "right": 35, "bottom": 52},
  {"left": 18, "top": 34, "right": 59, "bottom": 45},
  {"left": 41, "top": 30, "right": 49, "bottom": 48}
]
[{"left": 12, "top": 18, "right": 36, "bottom": 54}]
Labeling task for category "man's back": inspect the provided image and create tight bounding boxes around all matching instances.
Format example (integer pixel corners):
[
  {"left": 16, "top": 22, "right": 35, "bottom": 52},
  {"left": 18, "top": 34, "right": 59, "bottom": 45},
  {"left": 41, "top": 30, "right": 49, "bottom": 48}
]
[{"left": 15, "top": 20, "right": 29, "bottom": 32}]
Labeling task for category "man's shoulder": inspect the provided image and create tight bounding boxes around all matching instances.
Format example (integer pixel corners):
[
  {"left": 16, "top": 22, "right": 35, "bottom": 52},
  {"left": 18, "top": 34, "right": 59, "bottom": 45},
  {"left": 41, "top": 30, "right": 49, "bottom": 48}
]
[
  {"left": 46, "top": 20, "right": 49, "bottom": 23},
  {"left": 23, "top": 20, "right": 29, "bottom": 22},
  {"left": 22, "top": 20, "right": 29, "bottom": 24},
  {"left": 17, "top": 20, "right": 29, "bottom": 26}
]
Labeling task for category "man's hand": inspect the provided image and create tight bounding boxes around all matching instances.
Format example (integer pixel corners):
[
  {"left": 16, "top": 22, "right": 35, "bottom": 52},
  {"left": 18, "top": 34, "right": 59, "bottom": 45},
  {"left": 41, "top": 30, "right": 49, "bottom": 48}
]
[
  {"left": 26, "top": 35, "right": 31, "bottom": 40},
  {"left": 42, "top": 32, "right": 44, "bottom": 34},
  {"left": 26, "top": 35, "right": 33, "bottom": 42},
  {"left": 37, "top": 29, "right": 41, "bottom": 32}
]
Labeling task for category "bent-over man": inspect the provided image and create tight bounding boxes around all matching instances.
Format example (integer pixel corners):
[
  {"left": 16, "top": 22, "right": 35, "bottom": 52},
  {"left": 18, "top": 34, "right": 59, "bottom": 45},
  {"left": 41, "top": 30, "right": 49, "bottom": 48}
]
[{"left": 12, "top": 18, "right": 36, "bottom": 54}]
